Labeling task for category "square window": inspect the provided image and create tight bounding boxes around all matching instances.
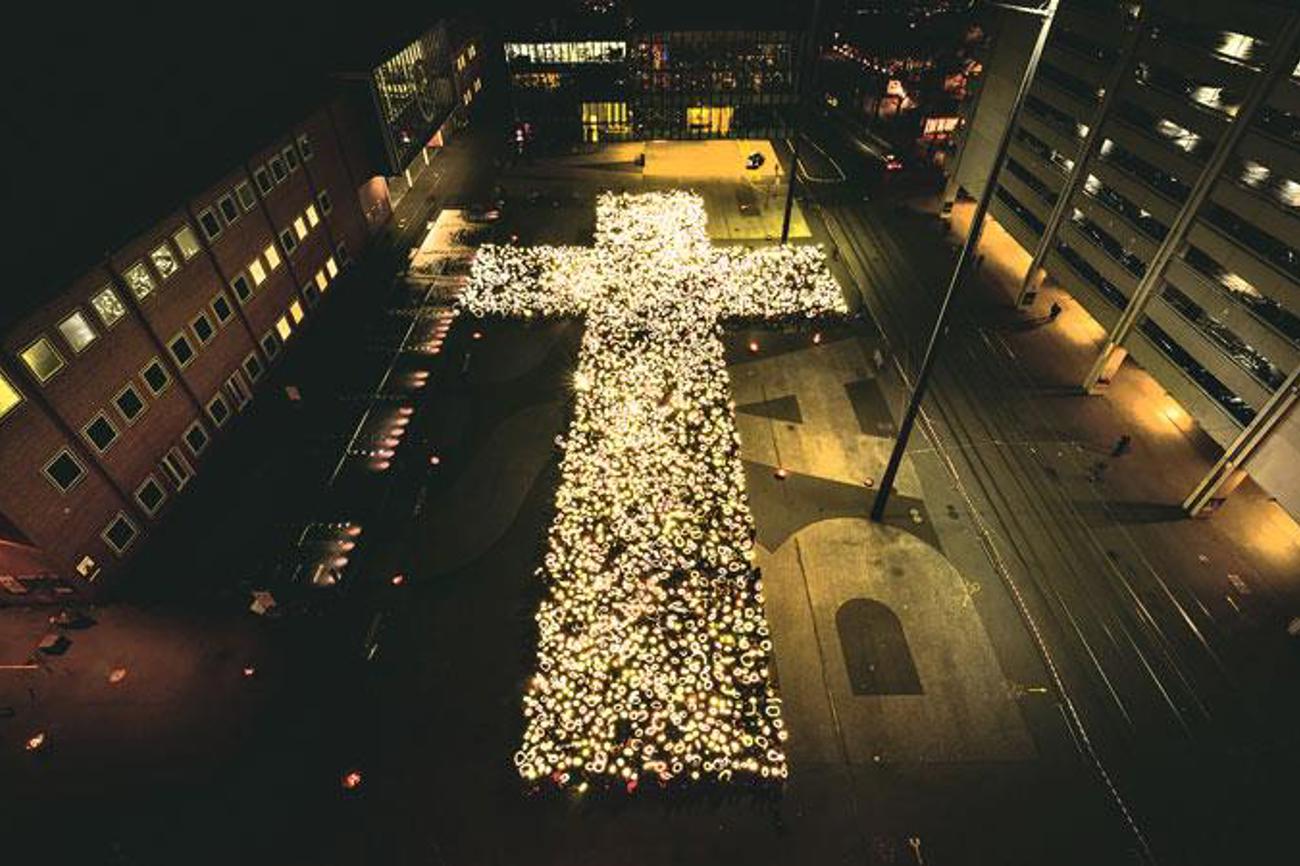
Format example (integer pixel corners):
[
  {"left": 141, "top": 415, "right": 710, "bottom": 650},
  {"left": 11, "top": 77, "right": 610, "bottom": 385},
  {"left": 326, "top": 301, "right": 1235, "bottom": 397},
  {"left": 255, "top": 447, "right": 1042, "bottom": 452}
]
[
  {"left": 279, "top": 228, "right": 297, "bottom": 253},
  {"left": 254, "top": 166, "right": 273, "bottom": 194},
  {"left": 336, "top": 243, "right": 350, "bottom": 265},
  {"left": 264, "top": 243, "right": 282, "bottom": 270},
  {"left": 0, "top": 373, "right": 22, "bottom": 421},
  {"left": 315, "top": 269, "right": 328, "bottom": 291},
  {"left": 43, "top": 450, "right": 86, "bottom": 493},
  {"left": 168, "top": 333, "right": 196, "bottom": 368},
  {"left": 123, "top": 261, "right": 156, "bottom": 300},
  {"left": 218, "top": 193, "right": 240, "bottom": 224},
  {"left": 84, "top": 413, "right": 119, "bottom": 452},
  {"left": 173, "top": 225, "right": 202, "bottom": 260},
  {"left": 198, "top": 207, "right": 223, "bottom": 240},
  {"left": 211, "top": 293, "right": 234, "bottom": 323},
  {"left": 305, "top": 204, "right": 320, "bottom": 226},
  {"left": 297, "top": 133, "right": 313, "bottom": 161},
  {"left": 282, "top": 145, "right": 299, "bottom": 172},
  {"left": 58, "top": 311, "right": 97, "bottom": 354},
  {"left": 91, "top": 286, "right": 127, "bottom": 328},
  {"left": 141, "top": 358, "right": 170, "bottom": 395},
  {"left": 276, "top": 316, "right": 292, "bottom": 341},
  {"left": 207, "top": 393, "right": 230, "bottom": 426},
  {"left": 325, "top": 256, "right": 339, "bottom": 278},
  {"left": 184, "top": 421, "right": 209, "bottom": 455},
  {"left": 242, "top": 352, "right": 264, "bottom": 382},
  {"left": 231, "top": 272, "right": 253, "bottom": 303},
  {"left": 135, "top": 475, "right": 167, "bottom": 515},
  {"left": 289, "top": 300, "right": 304, "bottom": 323},
  {"left": 317, "top": 190, "right": 333, "bottom": 214},
  {"left": 248, "top": 258, "right": 267, "bottom": 286},
  {"left": 20, "top": 337, "right": 65, "bottom": 383},
  {"left": 114, "top": 383, "right": 146, "bottom": 424},
  {"left": 303, "top": 282, "right": 319, "bottom": 306},
  {"left": 150, "top": 242, "right": 180, "bottom": 279},
  {"left": 191, "top": 312, "right": 215, "bottom": 345},
  {"left": 260, "top": 331, "right": 280, "bottom": 358},
  {"left": 269, "top": 156, "right": 288, "bottom": 183},
  {"left": 236, "top": 180, "right": 258, "bottom": 211},
  {"left": 102, "top": 512, "right": 138, "bottom": 555},
  {"left": 294, "top": 216, "right": 308, "bottom": 240}
]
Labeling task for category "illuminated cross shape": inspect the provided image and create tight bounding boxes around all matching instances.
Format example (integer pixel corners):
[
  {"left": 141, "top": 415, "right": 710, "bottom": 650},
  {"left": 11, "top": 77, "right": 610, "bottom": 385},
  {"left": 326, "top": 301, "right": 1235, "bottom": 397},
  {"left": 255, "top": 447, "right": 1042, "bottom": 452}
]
[{"left": 461, "top": 191, "right": 845, "bottom": 788}]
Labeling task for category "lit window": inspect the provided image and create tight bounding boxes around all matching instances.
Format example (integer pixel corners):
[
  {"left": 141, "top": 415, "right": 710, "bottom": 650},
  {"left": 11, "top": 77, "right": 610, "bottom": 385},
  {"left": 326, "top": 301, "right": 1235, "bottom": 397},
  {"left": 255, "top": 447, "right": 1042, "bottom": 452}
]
[
  {"left": 91, "top": 286, "right": 127, "bottom": 328},
  {"left": 1217, "top": 31, "right": 1257, "bottom": 62},
  {"left": 236, "top": 181, "right": 258, "bottom": 212},
  {"left": 289, "top": 300, "right": 304, "bottom": 323},
  {"left": 0, "top": 372, "right": 23, "bottom": 422},
  {"left": 211, "top": 293, "right": 234, "bottom": 324},
  {"left": 43, "top": 449, "right": 85, "bottom": 493},
  {"left": 146, "top": 243, "right": 177, "bottom": 281},
  {"left": 276, "top": 316, "right": 292, "bottom": 341},
  {"left": 184, "top": 421, "right": 209, "bottom": 455},
  {"left": 468, "top": 43, "right": 475, "bottom": 59},
  {"left": 297, "top": 133, "right": 313, "bottom": 161},
  {"left": 231, "top": 273, "right": 253, "bottom": 302},
  {"left": 141, "top": 359, "right": 170, "bottom": 395},
  {"left": 279, "top": 228, "right": 297, "bottom": 254},
  {"left": 135, "top": 475, "right": 166, "bottom": 515},
  {"left": 294, "top": 216, "right": 308, "bottom": 239},
  {"left": 20, "top": 337, "right": 65, "bottom": 383},
  {"left": 282, "top": 145, "right": 299, "bottom": 172},
  {"left": 218, "top": 193, "right": 240, "bottom": 224},
  {"left": 248, "top": 259, "right": 267, "bottom": 286},
  {"left": 1240, "top": 159, "right": 1271, "bottom": 188},
  {"left": 325, "top": 256, "right": 338, "bottom": 278},
  {"left": 58, "top": 311, "right": 97, "bottom": 354},
  {"left": 264, "top": 243, "right": 282, "bottom": 270},
  {"left": 123, "top": 261, "right": 156, "bottom": 300},
  {"left": 254, "top": 166, "right": 273, "bottom": 194},
  {"left": 114, "top": 383, "right": 146, "bottom": 424},
  {"left": 198, "top": 208, "right": 222, "bottom": 241},
  {"left": 83, "top": 413, "right": 119, "bottom": 452},
  {"left": 269, "top": 156, "right": 288, "bottom": 184},
  {"left": 191, "top": 312, "right": 215, "bottom": 345},
  {"left": 207, "top": 393, "right": 230, "bottom": 427},
  {"left": 317, "top": 190, "right": 333, "bottom": 214},
  {"left": 1155, "top": 118, "right": 1200, "bottom": 154},
  {"left": 474, "top": 77, "right": 482, "bottom": 92},
  {"left": 315, "top": 269, "right": 328, "bottom": 291},
  {"left": 168, "top": 333, "right": 196, "bottom": 368},
  {"left": 101, "top": 512, "right": 137, "bottom": 555},
  {"left": 1277, "top": 179, "right": 1300, "bottom": 209},
  {"left": 173, "top": 225, "right": 202, "bottom": 260},
  {"left": 305, "top": 204, "right": 320, "bottom": 226}
]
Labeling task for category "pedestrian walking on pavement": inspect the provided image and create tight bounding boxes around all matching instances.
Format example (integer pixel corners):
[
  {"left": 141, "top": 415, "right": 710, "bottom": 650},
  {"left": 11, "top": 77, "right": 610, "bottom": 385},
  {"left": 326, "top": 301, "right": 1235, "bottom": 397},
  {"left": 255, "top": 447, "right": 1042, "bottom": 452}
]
[
  {"left": 1048, "top": 301, "right": 1062, "bottom": 322},
  {"left": 1111, "top": 434, "right": 1132, "bottom": 457}
]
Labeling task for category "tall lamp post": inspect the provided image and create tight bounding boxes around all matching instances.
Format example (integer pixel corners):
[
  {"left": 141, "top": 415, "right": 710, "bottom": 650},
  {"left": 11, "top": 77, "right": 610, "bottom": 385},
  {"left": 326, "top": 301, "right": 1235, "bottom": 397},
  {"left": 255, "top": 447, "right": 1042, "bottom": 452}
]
[
  {"left": 781, "top": 0, "right": 825, "bottom": 244},
  {"left": 870, "top": 0, "right": 1060, "bottom": 522}
]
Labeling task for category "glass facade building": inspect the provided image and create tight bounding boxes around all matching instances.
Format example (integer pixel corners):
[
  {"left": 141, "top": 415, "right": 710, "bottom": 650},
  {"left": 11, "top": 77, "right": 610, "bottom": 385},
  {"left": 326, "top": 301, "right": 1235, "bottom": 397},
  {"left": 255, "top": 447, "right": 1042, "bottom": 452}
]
[{"left": 369, "top": 25, "right": 455, "bottom": 173}]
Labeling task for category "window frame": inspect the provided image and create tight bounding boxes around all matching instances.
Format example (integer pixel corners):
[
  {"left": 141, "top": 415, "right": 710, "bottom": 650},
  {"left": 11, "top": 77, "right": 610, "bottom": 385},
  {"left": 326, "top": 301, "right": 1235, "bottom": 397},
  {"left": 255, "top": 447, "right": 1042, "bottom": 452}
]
[
  {"left": 122, "top": 261, "right": 157, "bottom": 301},
  {"left": 20, "top": 336, "right": 65, "bottom": 384},
  {"left": 140, "top": 358, "right": 170, "bottom": 397},
  {"left": 242, "top": 351, "right": 264, "bottom": 383},
  {"left": 279, "top": 227, "right": 298, "bottom": 254},
  {"left": 230, "top": 272, "right": 253, "bottom": 304},
  {"left": 172, "top": 224, "right": 202, "bottom": 261},
  {"left": 303, "top": 281, "right": 320, "bottom": 307},
  {"left": 210, "top": 292, "right": 234, "bottom": 325},
  {"left": 282, "top": 145, "right": 299, "bottom": 172},
  {"left": 183, "top": 420, "right": 210, "bottom": 456},
  {"left": 168, "top": 332, "right": 196, "bottom": 369},
  {"left": 197, "top": 207, "right": 223, "bottom": 241},
  {"left": 235, "top": 180, "right": 258, "bottom": 212},
  {"left": 57, "top": 310, "right": 98, "bottom": 355},
  {"left": 149, "top": 240, "right": 181, "bottom": 280},
  {"left": 112, "top": 382, "right": 147, "bottom": 426},
  {"left": 90, "top": 285, "right": 127, "bottom": 329},
  {"left": 206, "top": 392, "right": 231, "bottom": 427},
  {"left": 134, "top": 474, "right": 167, "bottom": 516},
  {"left": 317, "top": 189, "right": 333, "bottom": 214},
  {"left": 101, "top": 512, "right": 138, "bottom": 555},
  {"left": 263, "top": 243, "right": 282, "bottom": 271},
  {"left": 254, "top": 165, "right": 274, "bottom": 194},
  {"left": 82, "top": 411, "right": 120, "bottom": 454},
  {"left": 0, "top": 372, "right": 23, "bottom": 424},
  {"left": 42, "top": 448, "right": 87, "bottom": 494},
  {"left": 217, "top": 192, "right": 240, "bottom": 225},
  {"left": 297, "top": 133, "right": 314, "bottom": 161},
  {"left": 190, "top": 310, "right": 216, "bottom": 345},
  {"left": 159, "top": 447, "right": 193, "bottom": 491},
  {"left": 269, "top": 155, "right": 288, "bottom": 184},
  {"left": 260, "top": 330, "right": 280, "bottom": 359},
  {"left": 248, "top": 258, "right": 267, "bottom": 286}
]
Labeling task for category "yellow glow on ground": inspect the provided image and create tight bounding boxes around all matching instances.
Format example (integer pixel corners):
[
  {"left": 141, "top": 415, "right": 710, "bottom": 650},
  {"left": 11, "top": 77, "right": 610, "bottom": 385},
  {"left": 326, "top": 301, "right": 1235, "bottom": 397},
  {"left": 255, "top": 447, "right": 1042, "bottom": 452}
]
[{"left": 643, "top": 139, "right": 780, "bottom": 181}]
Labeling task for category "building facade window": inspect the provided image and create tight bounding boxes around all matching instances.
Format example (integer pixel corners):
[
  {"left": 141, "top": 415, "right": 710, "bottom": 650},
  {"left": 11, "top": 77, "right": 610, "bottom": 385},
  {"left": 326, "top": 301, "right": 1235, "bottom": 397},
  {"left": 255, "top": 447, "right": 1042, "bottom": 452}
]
[
  {"left": 279, "top": 228, "right": 297, "bottom": 254},
  {"left": 317, "top": 190, "right": 332, "bottom": 214},
  {"left": 254, "top": 166, "right": 274, "bottom": 194},
  {"left": 269, "top": 156, "right": 288, "bottom": 183},
  {"left": 135, "top": 475, "right": 167, "bottom": 515},
  {"left": 83, "top": 412, "right": 119, "bottom": 452},
  {"left": 282, "top": 145, "right": 299, "bottom": 172},
  {"left": 123, "top": 261, "right": 157, "bottom": 300},
  {"left": 0, "top": 372, "right": 24, "bottom": 422},
  {"left": 242, "top": 352, "right": 263, "bottom": 382},
  {"left": 207, "top": 393, "right": 230, "bottom": 426},
  {"left": 91, "top": 286, "right": 127, "bottom": 328},
  {"left": 168, "top": 333, "right": 196, "bottom": 368},
  {"left": 248, "top": 258, "right": 267, "bottom": 286},
  {"left": 231, "top": 272, "right": 253, "bottom": 303},
  {"left": 20, "top": 337, "right": 65, "bottom": 383},
  {"left": 235, "top": 181, "right": 258, "bottom": 212},
  {"left": 191, "top": 311, "right": 216, "bottom": 345},
  {"left": 184, "top": 421, "right": 209, "bottom": 455},
  {"left": 150, "top": 242, "right": 180, "bottom": 279},
  {"left": 264, "top": 243, "right": 282, "bottom": 270},
  {"left": 43, "top": 449, "right": 86, "bottom": 493},
  {"left": 198, "top": 208, "right": 223, "bottom": 241},
  {"left": 217, "top": 193, "right": 240, "bottom": 225},
  {"left": 211, "top": 293, "right": 234, "bottom": 324},
  {"left": 101, "top": 512, "right": 138, "bottom": 554},
  {"left": 58, "top": 311, "right": 98, "bottom": 354},
  {"left": 297, "top": 133, "right": 313, "bottom": 161},
  {"left": 141, "top": 358, "right": 170, "bottom": 395},
  {"left": 173, "top": 225, "right": 202, "bottom": 260},
  {"left": 261, "top": 331, "right": 280, "bottom": 358},
  {"left": 113, "top": 383, "right": 147, "bottom": 424}
]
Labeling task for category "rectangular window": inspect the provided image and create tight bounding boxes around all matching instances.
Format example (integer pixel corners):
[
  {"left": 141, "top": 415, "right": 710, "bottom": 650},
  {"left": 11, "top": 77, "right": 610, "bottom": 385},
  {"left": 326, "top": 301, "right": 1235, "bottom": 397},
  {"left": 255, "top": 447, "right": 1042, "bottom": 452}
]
[
  {"left": 141, "top": 358, "right": 170, "bottom": 395},
  {"left": 43, "top": 449, "right": 86, "bottom": 493},
  {"left": 198, "top": 207, "right": 222, "bottom": 240},
  {"left": 191, "top": 311, "right": 216, "bottom": 345},
  {"left": 242, "top": 351, "right": 264, "bottom": 382},
  {"left": 160, "top": 447, "right": 192, "bottom": 490},
  {"left": 275, "top": 315, "right": 292, "bottom": 341},
  {"left": 102, "top": 512, "right": 138, "bottom": 555},
  {"left": 325, "top": 256, "right": 338, "bottom": 278},
  {"left": 254, "top": 166, "right": 273, "bottom": 194},
  {"left": 336, "top": 243, "right": 349, "bottom": 265},
  {"left": 315, "top": 269, "right": 328, "bottom": 291},
  {"left": 211, "top": 292, "right": 234, "bottom": 324},
  {"left": 289, "top": 300, "right": 304, "bottom": 324},
  {"left": 264, "top": 243, "right": 282, "bottom": 270},
  {"left": 293, "top": 216, "right": 308, "bottom": 240},
  {"left": 224, "top": 371, "right": 250, "bottom": 410},
  {"left": 113, "top": 383, "right": 146, "bottom": 424},
  {"left": 83, "top": 412, "right": 119, "bottom": 452},
  {"left": 0, "top": 372, "right": 21, "bottom": 422},
  {"left": 260, "top": 331, "right": 280, "bottom": 358},
  {"left": 91, "top": 286, "right": 127, "bottom": 328},
  {"left": 235, "top": 181, "right": 258, "bottom": 212},
  {"left": 317, "top": 190, "right": 332, "bottom": 214},
  {"left": 217, "top": 193, "right": 240, "bottom": 224},
  {"left": 184, "top": 420, "right": 209, "bottom": 455},
  {"left": 248, "top": 258, "right": 267, "bottom": 286},
  {"left": 303, "top": 282, "right": 320, "bottom": 306},
  {"left": 168, "top": 333, "right": 196, "bottom": 368},
  {"left": 58, "top": 311, "right": 98, "bottom": 354},
  {"left": 297, "top": 133, "right": 313, "bottom": 161},
  {"left": 305, "top": 203, "right": 320, "bottom": 226},
  {"left": 207, "top": 393, "right": 230, "bottom": 426},
  {"left": 20, "top": 337, "right": 65, "bottom": 383},
  {"left": 279, "top": 228, "right": 297, "bottom": 254},
  {"left": 123, "top": 261, "right": 157, "bottom": 300},
  {"left": 231, "top": 272, "right": 253, "bottom": 303},
  {"left": 282, "top": 145, "right": 299, "bottom": 172},
  {"left": 150, "top": 242, "right": 180, "bottom": 280},
  {"left": 173, "top": 225, "right": 202, "bottom": 260},
  {"left": 135, "top": 475, "right": 167, "bottom": 515},
  {"left": 269, "top": 156, "right": 288, "bottom": 183}
]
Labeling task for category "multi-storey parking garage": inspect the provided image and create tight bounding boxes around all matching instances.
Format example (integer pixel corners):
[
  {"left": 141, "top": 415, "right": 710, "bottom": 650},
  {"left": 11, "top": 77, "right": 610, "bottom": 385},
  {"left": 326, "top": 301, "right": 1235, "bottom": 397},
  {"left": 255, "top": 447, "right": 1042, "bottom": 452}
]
[{"left": 947, "top": 0, "right": 1300, "bottom": 521}]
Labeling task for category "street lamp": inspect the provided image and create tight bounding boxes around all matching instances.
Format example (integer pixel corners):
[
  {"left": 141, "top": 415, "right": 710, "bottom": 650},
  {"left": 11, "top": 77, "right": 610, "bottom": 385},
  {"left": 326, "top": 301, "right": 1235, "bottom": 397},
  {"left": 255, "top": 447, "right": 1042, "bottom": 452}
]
[{"left": 870, "top": 0, "right": 1060, "bottom": 522}]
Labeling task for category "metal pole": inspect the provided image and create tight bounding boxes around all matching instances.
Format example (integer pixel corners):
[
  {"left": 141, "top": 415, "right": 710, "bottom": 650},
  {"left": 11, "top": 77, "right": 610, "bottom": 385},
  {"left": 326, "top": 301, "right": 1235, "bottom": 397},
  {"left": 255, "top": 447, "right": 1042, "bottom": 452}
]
[
  {"left": 781, "top": 0, "right": 824, "bottom": 244},
  {"left": 871, "top": 0, "right": 1058, "bottom": 522}
]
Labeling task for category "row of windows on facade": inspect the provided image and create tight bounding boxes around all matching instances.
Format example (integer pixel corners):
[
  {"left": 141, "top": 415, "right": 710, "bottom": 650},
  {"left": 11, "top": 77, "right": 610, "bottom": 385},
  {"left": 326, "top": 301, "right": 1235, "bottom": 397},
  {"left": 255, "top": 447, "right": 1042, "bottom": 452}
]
[
  {"left": 196, "top": 133, "right": 316, "bottom": 245},
  {"left": 461, "top": 76, "right": 483, "bottom": 107},
  {"left": 16, "top": 245, "right": 352, "bottom": 567},
  {"left": 454, "top": 41, "right": 477, "bottom": 72}
]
